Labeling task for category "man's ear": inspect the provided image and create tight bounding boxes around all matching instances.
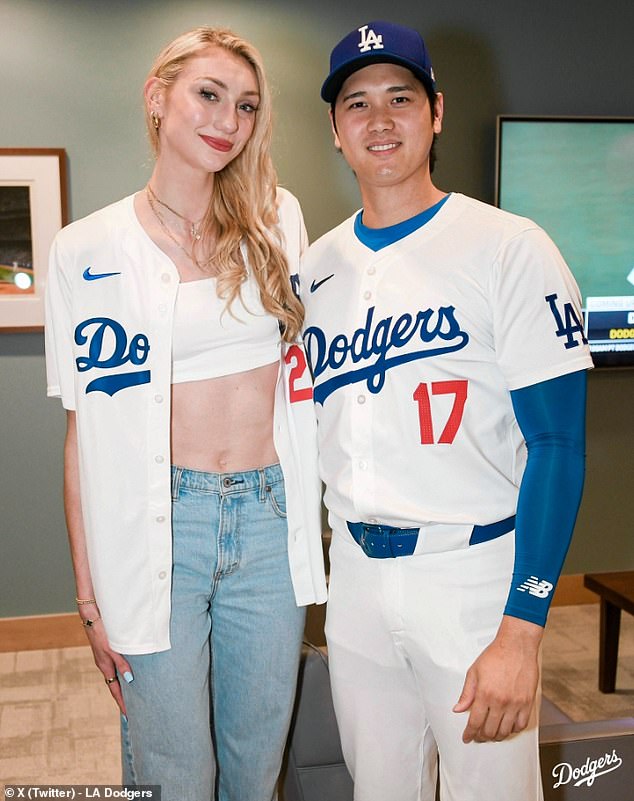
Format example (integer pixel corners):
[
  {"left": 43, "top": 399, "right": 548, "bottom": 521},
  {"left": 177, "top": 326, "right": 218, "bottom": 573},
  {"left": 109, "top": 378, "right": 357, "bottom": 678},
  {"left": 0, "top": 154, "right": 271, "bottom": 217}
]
[
  {"left": 329, "top": 107, "right": 342, "bottom": 152},
  {"left": 432, "top": 92, "right": 444, "bottom": 135}
]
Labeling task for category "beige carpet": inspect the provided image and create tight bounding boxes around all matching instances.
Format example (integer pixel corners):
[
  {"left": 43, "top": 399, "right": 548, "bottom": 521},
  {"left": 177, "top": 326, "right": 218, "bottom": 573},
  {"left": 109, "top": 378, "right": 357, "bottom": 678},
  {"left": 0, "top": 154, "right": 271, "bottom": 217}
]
[
  {"left": 541, "top": 603, "right": 634, "bottom": 722},
  {"left": 1, "top": 604, "right": 633, "bottom": 785},
  {"left": 0, "top": 646, "right": 121, "bottom": 784}
]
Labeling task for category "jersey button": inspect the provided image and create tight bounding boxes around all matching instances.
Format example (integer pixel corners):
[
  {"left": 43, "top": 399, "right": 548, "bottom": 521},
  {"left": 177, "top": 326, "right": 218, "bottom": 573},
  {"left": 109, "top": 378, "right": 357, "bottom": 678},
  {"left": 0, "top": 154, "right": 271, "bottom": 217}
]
[
  {"left": 357, "top": 395, "right": 366, "bottom": 404},
  {"left": 367, "top": 266, "right": 376, "bottom": 275},
  {"left": 156, "top": 515, "right": 166, "bottom": 523},
  {"left": 363, "top": 291, "right": 372, "bottom": 300},
  {"left": 154, "top": 394, "right": 164, "bottom": 404},
  {"left": 158, "top": 303, "right": 167, "bottom": 314},
  {"left": 158, "top": 570, "right": 167, "bottom": 580},
  {"left": 155, "top": 455, "right": 164, "bottom": 464},
  {"left": 358, "top": 460, "right": 368, "bottom": 470},
  {"left": 161, "top": 273, "right": 171, "bottom": 283}
]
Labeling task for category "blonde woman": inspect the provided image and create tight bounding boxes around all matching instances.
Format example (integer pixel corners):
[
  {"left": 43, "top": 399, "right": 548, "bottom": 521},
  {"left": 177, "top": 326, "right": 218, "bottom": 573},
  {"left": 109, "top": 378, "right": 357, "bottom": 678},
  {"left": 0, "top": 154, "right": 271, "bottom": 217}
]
[{"left": 45, "top": 27, "right": 326, "bottom": 801}]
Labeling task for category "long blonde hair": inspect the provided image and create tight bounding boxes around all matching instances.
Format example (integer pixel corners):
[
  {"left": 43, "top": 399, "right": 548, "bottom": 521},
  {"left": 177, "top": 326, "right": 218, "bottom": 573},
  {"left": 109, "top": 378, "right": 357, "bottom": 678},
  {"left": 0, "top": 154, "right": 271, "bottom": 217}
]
[{"left": 146, "top": 27, "right": 303, "bottom": 341}]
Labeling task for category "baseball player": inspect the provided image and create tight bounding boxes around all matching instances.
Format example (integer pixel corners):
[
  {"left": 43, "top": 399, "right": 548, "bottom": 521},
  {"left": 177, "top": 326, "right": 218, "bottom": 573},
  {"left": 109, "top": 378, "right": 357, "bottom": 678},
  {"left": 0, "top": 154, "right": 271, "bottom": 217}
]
[{"left": 299, "top": 20, "right": 593, "bottom": 801}]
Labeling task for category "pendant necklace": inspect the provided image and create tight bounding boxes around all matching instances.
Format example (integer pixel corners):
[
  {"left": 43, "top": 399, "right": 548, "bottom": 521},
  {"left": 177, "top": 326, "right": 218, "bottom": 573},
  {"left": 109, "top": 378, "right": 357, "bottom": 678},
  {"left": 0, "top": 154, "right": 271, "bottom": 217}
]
[
  {"left": 146, "top": 184, "right": 203, "bottom": 240},
  {"left": 146, "top": 186, "right": 213, "bottom": 270}
]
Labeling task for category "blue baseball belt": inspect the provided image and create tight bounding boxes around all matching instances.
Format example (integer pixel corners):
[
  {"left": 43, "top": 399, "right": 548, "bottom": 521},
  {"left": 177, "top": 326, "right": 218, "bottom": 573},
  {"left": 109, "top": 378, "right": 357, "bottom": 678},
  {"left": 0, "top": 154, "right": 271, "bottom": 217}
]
[{"left": 346, "top": 515, "right": 516, "bottom": 559}]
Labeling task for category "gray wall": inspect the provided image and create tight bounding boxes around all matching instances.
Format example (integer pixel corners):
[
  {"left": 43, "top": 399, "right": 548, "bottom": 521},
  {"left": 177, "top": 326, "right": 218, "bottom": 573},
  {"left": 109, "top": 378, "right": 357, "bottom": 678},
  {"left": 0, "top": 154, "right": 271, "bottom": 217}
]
[{"left": 1, "top": 0, "right": 633, "bottom": 617}]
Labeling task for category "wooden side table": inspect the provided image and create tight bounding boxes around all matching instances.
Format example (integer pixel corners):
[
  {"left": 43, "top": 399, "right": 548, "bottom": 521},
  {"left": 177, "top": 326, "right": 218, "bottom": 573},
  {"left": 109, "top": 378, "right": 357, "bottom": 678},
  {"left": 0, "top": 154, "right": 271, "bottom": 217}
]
[{"left": 583, "top": 571, "right": 634, "bottom": 693}]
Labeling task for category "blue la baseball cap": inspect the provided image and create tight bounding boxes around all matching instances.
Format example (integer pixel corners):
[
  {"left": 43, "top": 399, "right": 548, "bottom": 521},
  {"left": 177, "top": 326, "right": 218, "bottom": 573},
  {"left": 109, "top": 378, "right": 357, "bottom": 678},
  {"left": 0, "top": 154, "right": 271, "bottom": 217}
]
[{"left": 321, "top": 20, "right": 436, "bottom": 103}]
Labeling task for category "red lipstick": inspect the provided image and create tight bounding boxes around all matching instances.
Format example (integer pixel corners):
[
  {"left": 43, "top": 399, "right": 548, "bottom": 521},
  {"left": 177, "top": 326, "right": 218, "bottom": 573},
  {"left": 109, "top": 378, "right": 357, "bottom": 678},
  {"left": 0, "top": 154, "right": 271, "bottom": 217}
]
[{"left": 200, "top": 135, "right": 233, "bottom": 152}]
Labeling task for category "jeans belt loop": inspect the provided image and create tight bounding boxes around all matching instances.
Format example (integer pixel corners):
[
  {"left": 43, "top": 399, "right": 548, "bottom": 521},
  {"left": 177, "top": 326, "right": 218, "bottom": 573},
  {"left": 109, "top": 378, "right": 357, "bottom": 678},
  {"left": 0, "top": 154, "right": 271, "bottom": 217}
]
[
  {"left": 171, "top": 465, "right": 183, "bottom": 502},
  {"left": 258, "top": 468, "right": 267, "bottom": 503}
]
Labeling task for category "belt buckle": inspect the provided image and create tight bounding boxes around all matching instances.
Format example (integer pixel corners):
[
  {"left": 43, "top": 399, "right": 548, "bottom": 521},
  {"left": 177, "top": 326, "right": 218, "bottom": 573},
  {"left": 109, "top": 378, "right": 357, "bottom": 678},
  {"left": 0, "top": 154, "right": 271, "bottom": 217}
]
[
  {"left": 360, "top": 524, "right": 414, "bottom": 558},
  {"left": 360, "top": 525, "right": 389, "bottom": 557},
  {"left": 348, "top": 520, "right": 419, "bottom": 559}
]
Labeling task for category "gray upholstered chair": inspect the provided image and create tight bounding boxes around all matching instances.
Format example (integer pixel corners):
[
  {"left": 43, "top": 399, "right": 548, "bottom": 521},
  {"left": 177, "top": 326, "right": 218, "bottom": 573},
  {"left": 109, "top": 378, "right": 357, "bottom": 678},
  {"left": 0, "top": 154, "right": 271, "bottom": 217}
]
[{"left": 282, "top": 643, "right": 353, "bottom": 801}]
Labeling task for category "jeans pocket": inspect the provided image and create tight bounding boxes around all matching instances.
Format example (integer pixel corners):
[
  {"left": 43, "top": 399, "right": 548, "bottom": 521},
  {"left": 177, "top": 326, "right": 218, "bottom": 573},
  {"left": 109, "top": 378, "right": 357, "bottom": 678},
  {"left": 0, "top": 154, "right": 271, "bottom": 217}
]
[{"left": 265, "top": 481, "right": 287, "bottom": 519}]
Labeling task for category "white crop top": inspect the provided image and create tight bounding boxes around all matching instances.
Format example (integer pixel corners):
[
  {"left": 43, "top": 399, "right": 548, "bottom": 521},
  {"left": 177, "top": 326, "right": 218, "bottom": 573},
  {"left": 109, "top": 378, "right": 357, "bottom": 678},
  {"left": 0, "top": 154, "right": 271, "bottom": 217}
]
[{"left": 172, "top": 274, "right": 280, "bottom": 383}]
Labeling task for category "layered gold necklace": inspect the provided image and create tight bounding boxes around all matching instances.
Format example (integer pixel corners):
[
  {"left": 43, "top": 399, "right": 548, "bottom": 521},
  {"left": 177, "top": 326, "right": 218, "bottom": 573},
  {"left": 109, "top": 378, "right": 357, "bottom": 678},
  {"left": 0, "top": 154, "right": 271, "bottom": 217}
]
[{"left": 146, "top": 184, "right": 213, "bottom": 269}]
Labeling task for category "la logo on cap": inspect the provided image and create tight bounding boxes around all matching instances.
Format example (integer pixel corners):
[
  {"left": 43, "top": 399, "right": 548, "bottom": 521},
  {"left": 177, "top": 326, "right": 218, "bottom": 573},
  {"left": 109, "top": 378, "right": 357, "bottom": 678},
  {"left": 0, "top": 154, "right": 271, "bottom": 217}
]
[{"left": 358, "top": 24, "right": 384, "bottom": 52}]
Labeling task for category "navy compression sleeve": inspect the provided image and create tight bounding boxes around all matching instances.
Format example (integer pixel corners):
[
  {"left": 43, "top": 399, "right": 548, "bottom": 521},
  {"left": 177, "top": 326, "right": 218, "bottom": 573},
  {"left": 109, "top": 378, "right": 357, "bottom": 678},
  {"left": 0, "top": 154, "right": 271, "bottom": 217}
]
[{"left": 504, "top": 370, "right": 587, "bottom": 627}]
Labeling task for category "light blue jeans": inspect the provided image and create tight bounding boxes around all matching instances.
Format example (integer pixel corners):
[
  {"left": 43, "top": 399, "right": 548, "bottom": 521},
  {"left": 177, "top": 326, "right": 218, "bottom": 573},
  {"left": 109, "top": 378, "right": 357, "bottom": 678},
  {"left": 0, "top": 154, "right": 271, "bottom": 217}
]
[{"left": 119, "top": 464, "right": 305, "bottom": 801}]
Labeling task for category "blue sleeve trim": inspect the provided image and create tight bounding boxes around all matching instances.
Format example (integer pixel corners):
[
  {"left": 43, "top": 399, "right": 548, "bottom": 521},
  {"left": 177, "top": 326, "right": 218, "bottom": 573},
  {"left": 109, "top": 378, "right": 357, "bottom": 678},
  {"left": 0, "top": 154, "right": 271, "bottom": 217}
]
[{"left": 504, "top": 370, "right": 587, "bottom": 627}]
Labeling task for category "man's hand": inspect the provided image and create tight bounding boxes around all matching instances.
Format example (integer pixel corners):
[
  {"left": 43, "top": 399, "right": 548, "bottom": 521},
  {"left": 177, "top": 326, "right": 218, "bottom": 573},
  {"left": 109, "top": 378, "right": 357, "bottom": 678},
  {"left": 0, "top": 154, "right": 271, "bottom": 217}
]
[{"left": 453, "top": 615, "right": 543, "bottom": 743}]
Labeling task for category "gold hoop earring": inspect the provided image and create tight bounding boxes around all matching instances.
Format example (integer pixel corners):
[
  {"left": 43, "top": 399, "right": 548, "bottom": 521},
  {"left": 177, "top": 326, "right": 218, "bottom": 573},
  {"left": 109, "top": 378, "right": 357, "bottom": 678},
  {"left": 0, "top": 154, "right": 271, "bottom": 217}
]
[{"left": 151, "top": 112, "right": 161, "bottom": 131}]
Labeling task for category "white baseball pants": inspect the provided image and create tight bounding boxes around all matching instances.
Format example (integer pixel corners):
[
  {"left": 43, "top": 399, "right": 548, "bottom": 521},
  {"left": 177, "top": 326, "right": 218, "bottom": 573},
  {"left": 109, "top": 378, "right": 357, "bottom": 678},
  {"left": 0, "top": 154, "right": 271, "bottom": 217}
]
[{"left": 325, "top": 525, "right": 544, "bottom": 801}]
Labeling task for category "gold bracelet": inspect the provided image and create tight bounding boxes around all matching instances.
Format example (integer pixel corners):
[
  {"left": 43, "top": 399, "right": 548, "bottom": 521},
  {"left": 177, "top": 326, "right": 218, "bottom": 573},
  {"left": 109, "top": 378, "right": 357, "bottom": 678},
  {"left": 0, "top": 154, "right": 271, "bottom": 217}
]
[
  {"left": 81, "top": 614, "right": 101, "bottom": 628},
  {"left": 75, "top": 597, "right": 97, "bottom": 605}
]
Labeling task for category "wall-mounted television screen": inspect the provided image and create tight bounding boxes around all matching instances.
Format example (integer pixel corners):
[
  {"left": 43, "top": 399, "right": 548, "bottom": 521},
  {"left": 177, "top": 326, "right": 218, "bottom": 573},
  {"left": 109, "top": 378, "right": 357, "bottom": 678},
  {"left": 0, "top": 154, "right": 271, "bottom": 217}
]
[{"left": 495, "top": 116, "right": 634, "bottom": 368}]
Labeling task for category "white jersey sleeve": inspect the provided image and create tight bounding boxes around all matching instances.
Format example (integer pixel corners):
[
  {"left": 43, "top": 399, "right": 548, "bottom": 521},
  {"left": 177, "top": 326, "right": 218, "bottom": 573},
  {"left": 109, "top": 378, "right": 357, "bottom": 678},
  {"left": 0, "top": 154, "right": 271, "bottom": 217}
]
[
  {"left": 45, "top": 234, "right": 77, "bottom": 410},
  {"left": 491, "top": 225, "right": 590, "bottom": 390},
  {"left": 276, "top": 186, "right": 309, "bottom": 263}
]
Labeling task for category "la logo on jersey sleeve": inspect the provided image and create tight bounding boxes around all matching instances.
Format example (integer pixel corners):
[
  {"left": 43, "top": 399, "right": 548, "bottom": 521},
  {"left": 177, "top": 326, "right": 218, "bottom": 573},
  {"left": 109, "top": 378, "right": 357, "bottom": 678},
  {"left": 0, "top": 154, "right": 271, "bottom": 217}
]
[{"left": 545, "top": 294, "right": 588, "bottom": 350}]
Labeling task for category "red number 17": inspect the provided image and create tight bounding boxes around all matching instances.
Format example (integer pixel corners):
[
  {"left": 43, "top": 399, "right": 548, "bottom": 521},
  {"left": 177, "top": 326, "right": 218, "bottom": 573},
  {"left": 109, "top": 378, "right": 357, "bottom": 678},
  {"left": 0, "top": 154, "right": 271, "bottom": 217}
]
[{"left": 413, "top": 380, "right": 468, "bottom": 444}]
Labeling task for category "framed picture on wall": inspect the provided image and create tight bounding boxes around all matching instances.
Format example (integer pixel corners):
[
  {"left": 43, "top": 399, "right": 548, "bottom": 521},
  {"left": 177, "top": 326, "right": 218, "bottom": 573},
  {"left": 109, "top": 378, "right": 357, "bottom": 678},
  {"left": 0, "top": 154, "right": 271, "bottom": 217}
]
[{"left": 0, "top": 148, "right": 68, "bottom": 331}]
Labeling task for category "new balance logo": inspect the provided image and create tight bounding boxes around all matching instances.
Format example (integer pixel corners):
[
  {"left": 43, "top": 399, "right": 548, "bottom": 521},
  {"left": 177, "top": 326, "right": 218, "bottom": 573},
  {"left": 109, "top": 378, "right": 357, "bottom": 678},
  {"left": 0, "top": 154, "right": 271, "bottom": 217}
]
[
  {"left": 83, "top": 266, "right": 121, "bottom": 281},
  {"left": 517, "top": 576, "right": 554, "bottom": 599},
  {"left": 358, "top": 25, "right": 384, "bottom": 53}
]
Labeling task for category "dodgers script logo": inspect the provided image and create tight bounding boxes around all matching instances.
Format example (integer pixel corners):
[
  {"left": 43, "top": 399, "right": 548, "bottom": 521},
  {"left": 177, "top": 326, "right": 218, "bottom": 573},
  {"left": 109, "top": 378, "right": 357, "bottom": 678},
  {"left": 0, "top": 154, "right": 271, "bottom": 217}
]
[
  {"left": 75, "top": 317, "right": 151, "bottom": 396},
  {"left": 304, "top": 305, "right": 469, "bottom": 405},
  {"left": 552, "top": 749, "right": 622, "bottom": 789}
]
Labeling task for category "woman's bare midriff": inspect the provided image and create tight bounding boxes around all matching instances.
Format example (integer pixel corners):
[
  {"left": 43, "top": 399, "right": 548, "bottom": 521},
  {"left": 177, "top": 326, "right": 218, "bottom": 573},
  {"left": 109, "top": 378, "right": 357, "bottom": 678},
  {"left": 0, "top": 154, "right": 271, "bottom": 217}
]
[{"left": 171, "top": 360, "right": 279, "bottom": 473}]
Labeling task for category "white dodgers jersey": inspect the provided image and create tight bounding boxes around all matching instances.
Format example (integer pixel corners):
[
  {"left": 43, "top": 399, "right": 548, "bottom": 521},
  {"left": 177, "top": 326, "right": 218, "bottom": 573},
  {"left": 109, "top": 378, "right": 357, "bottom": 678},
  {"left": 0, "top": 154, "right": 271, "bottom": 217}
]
[{"left": 300, "top": 193, "right": 593, "bottom": 529}]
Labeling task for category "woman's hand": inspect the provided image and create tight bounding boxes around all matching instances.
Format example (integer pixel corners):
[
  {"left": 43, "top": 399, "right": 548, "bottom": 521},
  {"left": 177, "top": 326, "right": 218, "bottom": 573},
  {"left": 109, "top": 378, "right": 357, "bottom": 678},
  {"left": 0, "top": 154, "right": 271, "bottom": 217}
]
[
  {"left": 65, "top": 412, "right": 134, "bottom": 718},
  {"left": 80, "top": 607, "right": 134, "bottom": 717}
]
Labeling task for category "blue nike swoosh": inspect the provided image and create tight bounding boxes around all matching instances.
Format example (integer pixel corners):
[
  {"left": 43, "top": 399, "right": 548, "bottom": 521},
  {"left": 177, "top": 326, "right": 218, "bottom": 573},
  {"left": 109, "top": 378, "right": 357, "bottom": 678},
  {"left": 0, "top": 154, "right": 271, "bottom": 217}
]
[
  {"left": 310, "top": 274, "right": 334, "bottom": 293},
  {"left": 83, "top": 267, "right": 122, "bottom": 281}
]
